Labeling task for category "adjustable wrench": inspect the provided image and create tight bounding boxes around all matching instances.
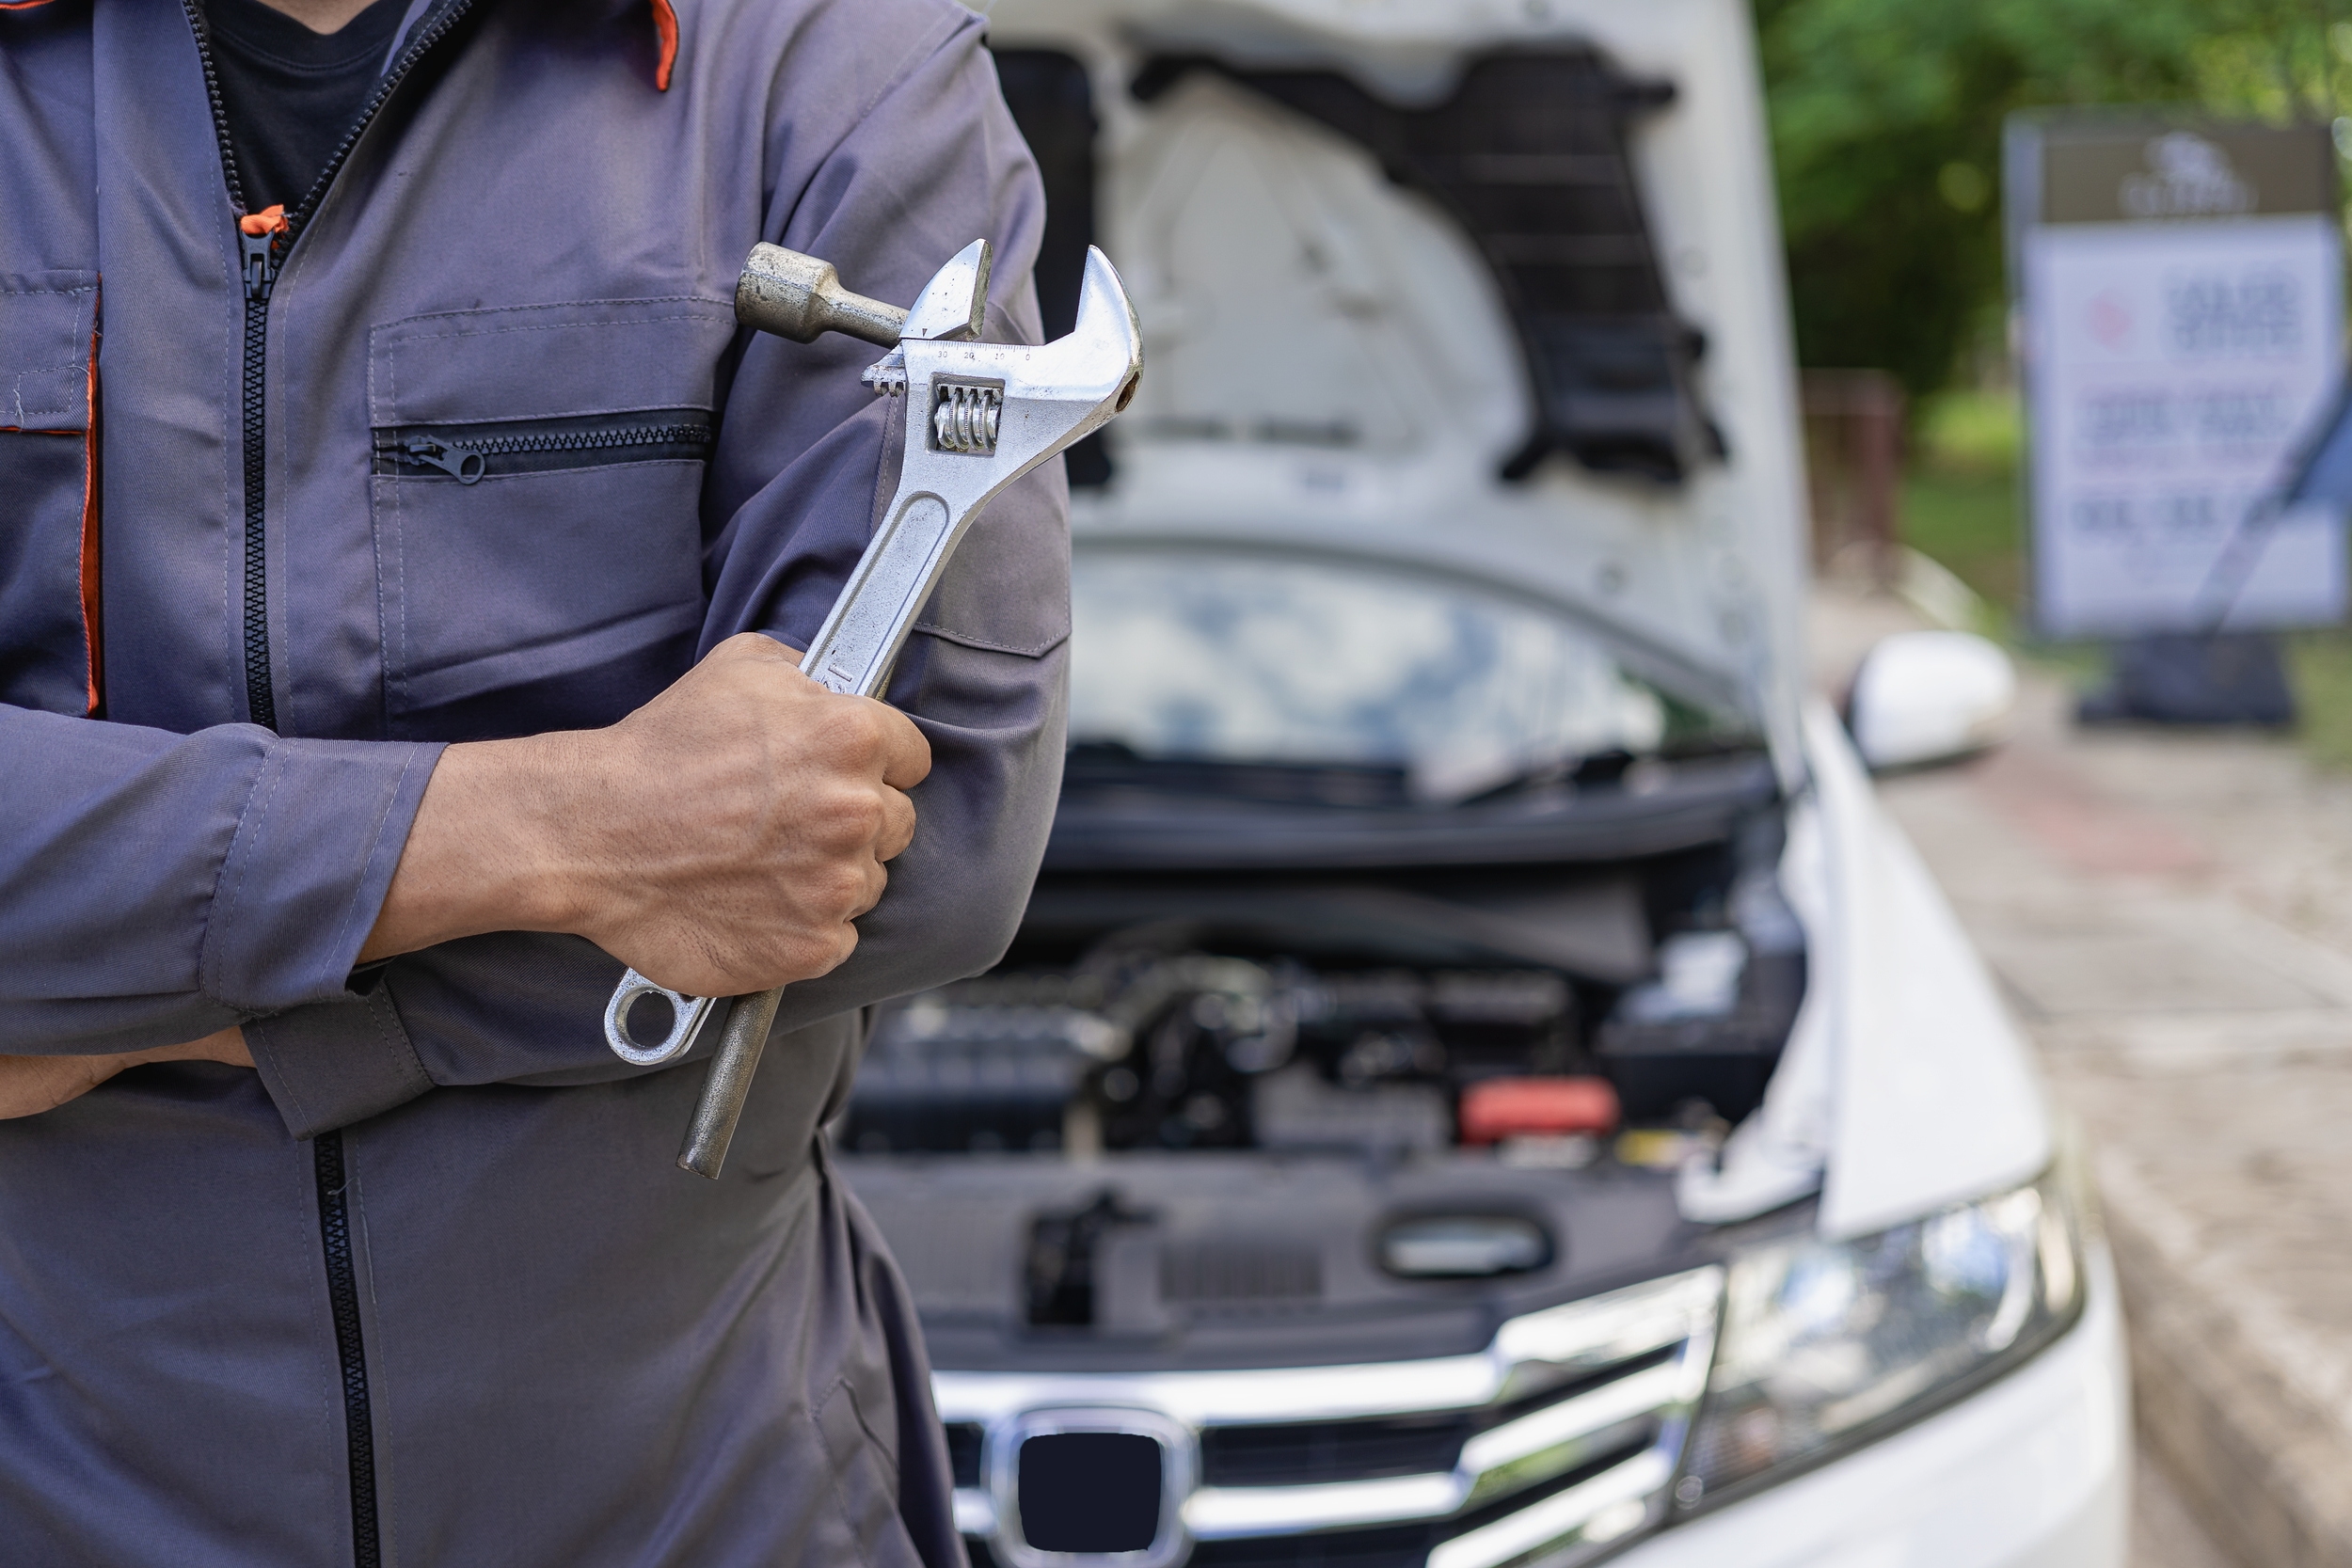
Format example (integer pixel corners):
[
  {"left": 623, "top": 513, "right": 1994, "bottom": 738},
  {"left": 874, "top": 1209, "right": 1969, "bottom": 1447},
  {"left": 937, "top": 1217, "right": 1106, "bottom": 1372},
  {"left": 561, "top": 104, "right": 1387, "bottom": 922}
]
[{"left": 603, "top": 237, "right": 1143, "bottom": 1178}]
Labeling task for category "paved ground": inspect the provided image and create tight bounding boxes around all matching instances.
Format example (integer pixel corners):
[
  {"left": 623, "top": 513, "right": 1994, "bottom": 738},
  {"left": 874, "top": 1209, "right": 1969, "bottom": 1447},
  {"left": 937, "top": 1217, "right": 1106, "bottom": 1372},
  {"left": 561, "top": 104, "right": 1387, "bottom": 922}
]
[
  {"left": 2138, "top": 1451, "right": 2236, "bottom": 1568},
  {"left": 1812, "top": 582, "right": 2352, "bottom": 1568}
]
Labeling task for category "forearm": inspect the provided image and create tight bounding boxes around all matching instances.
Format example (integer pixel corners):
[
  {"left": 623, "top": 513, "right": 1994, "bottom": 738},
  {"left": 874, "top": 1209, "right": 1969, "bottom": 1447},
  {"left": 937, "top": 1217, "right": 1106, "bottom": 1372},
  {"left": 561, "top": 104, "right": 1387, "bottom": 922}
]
[
  {"left": 0, "top": 1027, "right": 252, "bottom": 1120},
  {"left": 357, "top": 731, "right": 586, "bottom": 963},
  {"left": 0, "top": 703, "right": 437, "bottom": 1054},
  {"left": 354, "top": 633, "right": 921, "bottom": 992}
]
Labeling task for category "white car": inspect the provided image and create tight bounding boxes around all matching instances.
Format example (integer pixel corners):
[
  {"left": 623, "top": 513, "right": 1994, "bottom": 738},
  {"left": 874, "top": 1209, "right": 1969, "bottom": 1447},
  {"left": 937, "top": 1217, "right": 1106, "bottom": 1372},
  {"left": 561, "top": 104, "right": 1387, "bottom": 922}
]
[{"left": 841, "top": 2, "right": 2128, "bottom": 1565}]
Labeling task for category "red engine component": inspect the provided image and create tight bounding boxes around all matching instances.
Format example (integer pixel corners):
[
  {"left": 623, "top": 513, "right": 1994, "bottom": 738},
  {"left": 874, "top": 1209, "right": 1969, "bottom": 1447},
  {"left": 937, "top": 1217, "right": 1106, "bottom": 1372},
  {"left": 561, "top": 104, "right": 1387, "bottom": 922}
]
[{"left": 1457, "top": 1076, "right": 1620, "bottom": 1145}]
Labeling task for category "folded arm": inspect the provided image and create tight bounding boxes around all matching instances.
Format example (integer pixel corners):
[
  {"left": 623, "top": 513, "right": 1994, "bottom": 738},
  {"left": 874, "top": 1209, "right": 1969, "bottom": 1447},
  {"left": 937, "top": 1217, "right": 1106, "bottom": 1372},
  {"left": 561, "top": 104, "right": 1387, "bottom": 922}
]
[{"left": 0, "top": 5, "right": 1065, "bottom": 1134}]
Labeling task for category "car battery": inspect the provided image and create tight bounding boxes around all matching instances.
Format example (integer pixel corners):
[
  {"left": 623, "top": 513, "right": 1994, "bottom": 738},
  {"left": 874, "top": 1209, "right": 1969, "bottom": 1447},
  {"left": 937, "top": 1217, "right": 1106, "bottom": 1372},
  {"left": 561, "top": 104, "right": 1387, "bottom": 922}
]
[{"left": 1597, "top": 908, "right": 1805, "bottom": 1123}]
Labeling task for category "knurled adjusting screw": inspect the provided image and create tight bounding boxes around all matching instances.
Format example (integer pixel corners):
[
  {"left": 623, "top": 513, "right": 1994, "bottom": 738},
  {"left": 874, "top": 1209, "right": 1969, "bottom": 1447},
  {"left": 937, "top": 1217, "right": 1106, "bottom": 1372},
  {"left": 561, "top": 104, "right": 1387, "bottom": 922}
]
[{"left": 933, "top": 383, "right": 1002, "bottom": 453}]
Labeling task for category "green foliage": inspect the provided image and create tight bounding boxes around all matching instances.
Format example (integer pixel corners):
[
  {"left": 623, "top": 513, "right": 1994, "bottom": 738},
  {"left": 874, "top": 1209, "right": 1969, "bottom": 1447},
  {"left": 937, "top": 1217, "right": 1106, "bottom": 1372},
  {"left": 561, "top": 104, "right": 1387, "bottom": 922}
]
[
  {"left": 1756, "top": 0, "right": 2349, "bottom": 396},
  {"left": 1902, "top": 389, "right": 2026, "bottom": 611},
  {"left": 2288, "top": 629, "right": 2352, "bottom": 768},
  {"left": 1915, "top": 386, "right": 2022, "bottom": 476}
]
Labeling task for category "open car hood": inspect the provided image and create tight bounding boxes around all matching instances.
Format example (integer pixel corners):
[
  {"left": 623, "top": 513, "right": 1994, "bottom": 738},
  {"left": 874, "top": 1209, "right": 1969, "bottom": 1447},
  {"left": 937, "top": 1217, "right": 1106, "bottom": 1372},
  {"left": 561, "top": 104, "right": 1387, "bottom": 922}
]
[{"left": 987, "top": 0, "right": 1811, "bottom": 746}]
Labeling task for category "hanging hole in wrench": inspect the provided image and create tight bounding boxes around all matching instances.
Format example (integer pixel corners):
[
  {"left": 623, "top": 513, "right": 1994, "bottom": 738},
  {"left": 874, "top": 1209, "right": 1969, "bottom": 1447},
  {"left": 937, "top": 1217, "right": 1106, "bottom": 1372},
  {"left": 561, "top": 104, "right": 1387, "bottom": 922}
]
[
  {"left": 930, "top": 379, "right": 1004, "bottom": 455},
  {"left": 625, "top": 990, "right": 676, "bottom": 1047},
  {"left": 604, "top": 971, "right": 717, "bottom": 1066}
]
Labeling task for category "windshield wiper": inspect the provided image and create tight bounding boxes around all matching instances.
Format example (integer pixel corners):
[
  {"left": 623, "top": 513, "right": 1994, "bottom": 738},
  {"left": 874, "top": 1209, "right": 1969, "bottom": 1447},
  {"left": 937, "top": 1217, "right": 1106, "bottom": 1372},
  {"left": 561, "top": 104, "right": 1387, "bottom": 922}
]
[
  {"left": 1063, "top": 743, "right": 1412, "bottom": 808},
  {"left": 1441, "top": 739, "right": 1771, "bottom": 807},
  {"left": 1427, "top": 749, "right": 1632, "bottom": 807}
]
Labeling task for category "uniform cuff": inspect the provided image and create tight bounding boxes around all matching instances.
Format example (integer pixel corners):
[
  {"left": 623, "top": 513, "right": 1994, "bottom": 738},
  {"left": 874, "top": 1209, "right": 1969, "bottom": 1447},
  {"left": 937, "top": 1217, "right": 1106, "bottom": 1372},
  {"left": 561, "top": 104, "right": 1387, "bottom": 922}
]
[
  {"left": 246, "top": 985, "right": 434, "bottom": 1140},
  {"left": 198, "top": 736, "right": 443, "bottom": 1014}
]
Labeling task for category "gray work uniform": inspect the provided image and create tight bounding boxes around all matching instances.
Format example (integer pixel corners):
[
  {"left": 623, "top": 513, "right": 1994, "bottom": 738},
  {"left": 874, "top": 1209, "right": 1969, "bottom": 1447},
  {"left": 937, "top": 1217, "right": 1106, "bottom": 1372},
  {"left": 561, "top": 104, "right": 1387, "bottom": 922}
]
[{"left": 0, "top": 0, "right": 1068, "bottom": 1561}]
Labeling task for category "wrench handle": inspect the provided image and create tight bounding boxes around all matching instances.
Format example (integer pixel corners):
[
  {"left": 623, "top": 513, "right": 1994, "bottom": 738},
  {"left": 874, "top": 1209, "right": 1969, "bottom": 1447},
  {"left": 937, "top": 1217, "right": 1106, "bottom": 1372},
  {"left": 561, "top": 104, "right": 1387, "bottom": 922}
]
[
  {"left": 678, "top": 986, "right": 783, "bottom": 1178},
  {"left": 736, "top": 244, "right": 907, "bottom": 348},
  {"left": 670, "top": 494, "right": 963, "bottom": 1174},
  {"left": 610, "top": 240, "right": 1141, "bottom": 1178}
]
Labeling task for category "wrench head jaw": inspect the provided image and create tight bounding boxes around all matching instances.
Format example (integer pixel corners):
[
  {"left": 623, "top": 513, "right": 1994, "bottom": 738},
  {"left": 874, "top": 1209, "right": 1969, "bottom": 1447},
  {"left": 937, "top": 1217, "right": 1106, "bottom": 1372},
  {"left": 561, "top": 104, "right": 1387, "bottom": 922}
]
[
  {"left": 898, "top": 245, "right": 1145, "bottom": 503},
  {"left": 1073, "top": 245, "right": 1146, "bottom": 415},
  {"left": 993, "top": 245, "right": 1144, "bottom": 459},
  {"left": 899, "top": 238, "right": 993, "bottom": 343}
]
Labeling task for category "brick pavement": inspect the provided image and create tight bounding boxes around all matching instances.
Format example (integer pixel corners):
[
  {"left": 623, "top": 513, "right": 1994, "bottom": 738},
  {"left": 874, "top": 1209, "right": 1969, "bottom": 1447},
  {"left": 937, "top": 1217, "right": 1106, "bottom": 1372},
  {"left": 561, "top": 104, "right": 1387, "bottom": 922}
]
[{"left": 1812, "top": 582, "right": 2352, "bottom": 1568}]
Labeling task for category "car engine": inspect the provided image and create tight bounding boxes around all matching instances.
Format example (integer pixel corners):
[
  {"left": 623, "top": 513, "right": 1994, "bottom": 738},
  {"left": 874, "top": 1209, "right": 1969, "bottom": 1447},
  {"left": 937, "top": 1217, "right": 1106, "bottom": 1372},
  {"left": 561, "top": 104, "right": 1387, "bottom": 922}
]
[{"left": 840, "top": 833, "right": 1805, "bottom": 1159}]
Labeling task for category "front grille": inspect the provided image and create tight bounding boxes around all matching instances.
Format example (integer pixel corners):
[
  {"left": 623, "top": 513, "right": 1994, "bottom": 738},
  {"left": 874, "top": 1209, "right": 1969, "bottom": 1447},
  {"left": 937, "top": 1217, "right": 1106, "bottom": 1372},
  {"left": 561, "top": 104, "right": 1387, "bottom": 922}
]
[
  {"left": 1190, "top": 1520, "right": 1431, "bottom": 1568},
  {"left": 1189, "top": 1437, "right": 1651, "bottom": 1568},
  {"left": 1201, "top": 1413, "right": 1470, "bottom": 1487},
  {"left": 1198, "top": 1348, "right": 1677, "bottom": 1488},
  {"left": 938, "top": 1265, "right": 1723, "bottom": 1568},
  {"left": 947, "top": 1422, "right": 985, "bottom": 1488}
]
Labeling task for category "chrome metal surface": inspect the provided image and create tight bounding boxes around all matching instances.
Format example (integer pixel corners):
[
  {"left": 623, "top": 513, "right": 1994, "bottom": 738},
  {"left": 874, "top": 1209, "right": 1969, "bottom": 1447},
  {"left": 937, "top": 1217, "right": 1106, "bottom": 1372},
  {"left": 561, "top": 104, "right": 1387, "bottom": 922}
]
[
  {"left": 939, "top": 1266, "right": 1722, "bottom": 1567},
  {"left": 1428, "top": 1451, "right": 1669, "bottom": 1568},
  {"left": 1183, "top": 1474, "right": 1462, "bottom": 1537},
  {"left": 675, "top": 987, "right": 780, "bottom": 1178},
  {"left": 900, "top": 239, "right": 991, "bottom": 343},
  {"left": 953, "top": 1490, "right": 998, "bottom": 1538},
  {"left": 601, "top": 975, "right": 715, "bottom": 1067},
  {"left": 933, "top": 383, "right": 1003, "bottom": 453},
  {"left": 733, "top": 243, "right": 907, "bottom": 347},
  {"left": 795, "top": 245, "right": 1140, "bottom": 706},
  {"left": 605, "top": 237, "right": 1145, "bottom": 1174}
]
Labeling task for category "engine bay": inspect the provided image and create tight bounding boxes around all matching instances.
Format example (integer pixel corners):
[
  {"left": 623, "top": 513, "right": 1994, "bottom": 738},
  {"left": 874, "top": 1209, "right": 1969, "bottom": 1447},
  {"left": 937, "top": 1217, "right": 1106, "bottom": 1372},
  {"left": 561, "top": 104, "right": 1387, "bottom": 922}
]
[{"left": 841, "top": 817, "right": 1804, "bottom": 1166}]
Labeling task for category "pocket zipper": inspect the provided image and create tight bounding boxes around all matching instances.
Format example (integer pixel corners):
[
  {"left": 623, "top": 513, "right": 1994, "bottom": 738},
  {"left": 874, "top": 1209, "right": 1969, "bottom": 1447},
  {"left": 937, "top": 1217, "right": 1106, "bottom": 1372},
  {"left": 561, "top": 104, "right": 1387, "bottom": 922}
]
[{"left": 373, "top": 409, "right": 714, "bottom": 486}]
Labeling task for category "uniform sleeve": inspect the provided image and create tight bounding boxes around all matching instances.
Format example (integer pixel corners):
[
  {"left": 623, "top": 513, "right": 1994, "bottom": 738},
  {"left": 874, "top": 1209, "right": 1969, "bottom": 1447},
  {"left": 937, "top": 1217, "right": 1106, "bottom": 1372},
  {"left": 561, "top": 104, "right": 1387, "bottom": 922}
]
[
  {"left": 246, "top": 8, "right": 1070, "bottom": 1135},
  {"left": 0, "top": 705, "right": 439, "bottom": 1053}
]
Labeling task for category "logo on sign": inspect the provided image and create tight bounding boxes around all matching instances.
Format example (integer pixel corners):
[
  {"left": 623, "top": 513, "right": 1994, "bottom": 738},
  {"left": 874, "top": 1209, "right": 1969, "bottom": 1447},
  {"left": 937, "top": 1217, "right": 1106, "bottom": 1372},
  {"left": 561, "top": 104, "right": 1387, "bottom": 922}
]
[{"left": 2120, "top": 133, "right": 2255, "bottom": 218}]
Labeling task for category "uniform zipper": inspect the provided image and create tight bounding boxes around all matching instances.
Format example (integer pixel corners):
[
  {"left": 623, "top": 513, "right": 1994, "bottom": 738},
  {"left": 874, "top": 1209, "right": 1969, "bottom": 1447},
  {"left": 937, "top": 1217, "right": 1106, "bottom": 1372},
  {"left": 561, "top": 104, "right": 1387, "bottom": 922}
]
[
  {"left": 181, "top": 7, "right": 481, "bottom": 1564},
  {"left": 311, "top": 1131, "right": 382, "bottom": 1568},
  {"left": 182, "top": 0, "right": 479, "bottom": 734},
  {"left": 373, "top": 410, "right": 716, "bottom": 484},
  {"left": 236, "top": 212, "right": 285, "bottom": 731}
]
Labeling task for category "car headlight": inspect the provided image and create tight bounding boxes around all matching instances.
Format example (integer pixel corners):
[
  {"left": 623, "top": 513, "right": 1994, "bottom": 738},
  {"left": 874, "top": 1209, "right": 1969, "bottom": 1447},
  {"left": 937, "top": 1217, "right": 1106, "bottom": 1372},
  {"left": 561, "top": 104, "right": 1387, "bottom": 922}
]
[{"left": 1677, "top": 1166, "right": 2085, "bottom": 1510}]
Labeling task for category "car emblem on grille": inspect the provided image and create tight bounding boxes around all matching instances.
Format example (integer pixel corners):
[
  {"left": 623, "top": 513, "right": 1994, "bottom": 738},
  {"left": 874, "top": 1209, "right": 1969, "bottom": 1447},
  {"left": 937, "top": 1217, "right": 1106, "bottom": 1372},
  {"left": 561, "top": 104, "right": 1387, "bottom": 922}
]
[{"left": 989, "top": 1407, "right": 1198, "bottom": 1568}]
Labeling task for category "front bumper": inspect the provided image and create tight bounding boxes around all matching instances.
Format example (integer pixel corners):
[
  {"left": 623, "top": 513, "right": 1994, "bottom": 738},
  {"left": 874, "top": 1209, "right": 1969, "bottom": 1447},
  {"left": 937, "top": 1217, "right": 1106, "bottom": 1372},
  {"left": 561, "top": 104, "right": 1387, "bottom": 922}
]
[
  {"left": 935, "top": 1242, "right": 2126, "bottom": 1568},
  {"left": 1619, "top": 1241, "right": 2129, "bottom": 1568}
]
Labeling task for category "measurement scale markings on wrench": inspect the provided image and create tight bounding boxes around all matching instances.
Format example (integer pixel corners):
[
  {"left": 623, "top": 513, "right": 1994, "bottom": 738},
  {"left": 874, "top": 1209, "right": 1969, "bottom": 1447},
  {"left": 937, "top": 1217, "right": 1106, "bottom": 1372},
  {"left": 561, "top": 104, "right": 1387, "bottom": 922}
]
[{"left": 604, "top": 237, "right": 1142, "bottom": 1178}]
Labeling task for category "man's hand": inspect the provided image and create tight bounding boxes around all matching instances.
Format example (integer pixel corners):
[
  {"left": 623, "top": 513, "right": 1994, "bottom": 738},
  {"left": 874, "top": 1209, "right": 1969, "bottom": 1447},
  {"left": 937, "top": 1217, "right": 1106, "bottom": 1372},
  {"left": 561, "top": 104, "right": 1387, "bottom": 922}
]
[
  {"left": 0, "top": 1027, "right": 254, "bottom": 1120},
  {"left": 360, "top": 634, "right": 931, "bottom": 997}
]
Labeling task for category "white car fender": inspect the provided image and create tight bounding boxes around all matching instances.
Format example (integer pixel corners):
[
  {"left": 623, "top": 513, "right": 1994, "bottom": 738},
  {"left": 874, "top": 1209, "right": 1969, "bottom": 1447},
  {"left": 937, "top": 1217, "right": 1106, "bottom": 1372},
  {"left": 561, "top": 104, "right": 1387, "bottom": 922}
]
[
  {"left": 1807, "top": 700, "right": 2051, "bottom": 1237},
  {"left": 1683, "top": 703, "right": 2051, "bottom": 1236}
]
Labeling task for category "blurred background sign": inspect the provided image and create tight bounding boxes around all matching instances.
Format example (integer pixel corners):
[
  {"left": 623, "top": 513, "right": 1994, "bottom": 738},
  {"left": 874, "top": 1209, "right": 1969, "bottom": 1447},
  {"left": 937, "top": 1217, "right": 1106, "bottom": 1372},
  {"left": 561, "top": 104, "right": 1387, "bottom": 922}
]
[{"left": 2007, "top": 117, "right": 2344, "bottom": 637}]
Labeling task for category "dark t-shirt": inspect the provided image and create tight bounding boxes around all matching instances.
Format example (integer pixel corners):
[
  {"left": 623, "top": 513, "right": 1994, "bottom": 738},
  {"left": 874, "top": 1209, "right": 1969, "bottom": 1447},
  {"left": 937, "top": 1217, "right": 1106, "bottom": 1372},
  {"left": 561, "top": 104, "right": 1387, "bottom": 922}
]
[{"left": 204, "top": 0, "right": 411, "bottom": 211}]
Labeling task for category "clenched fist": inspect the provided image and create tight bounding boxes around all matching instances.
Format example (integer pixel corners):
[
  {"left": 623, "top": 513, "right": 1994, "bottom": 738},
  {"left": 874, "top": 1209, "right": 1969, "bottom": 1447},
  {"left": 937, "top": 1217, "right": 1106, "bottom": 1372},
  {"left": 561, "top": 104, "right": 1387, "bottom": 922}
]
[{"left": 361, "top": 633, "right": 931, "bottom": 995}]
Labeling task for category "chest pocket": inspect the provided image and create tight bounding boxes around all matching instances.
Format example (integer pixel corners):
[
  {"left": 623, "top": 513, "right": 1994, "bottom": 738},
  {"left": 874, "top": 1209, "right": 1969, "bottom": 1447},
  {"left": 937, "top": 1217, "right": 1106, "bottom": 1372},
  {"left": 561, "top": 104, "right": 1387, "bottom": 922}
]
[
  {"left": 0, "top": 273, "right": 100, "bottom": 718},
  {"left": 367, "top": 299, "right": 738, "bottom": 741}
]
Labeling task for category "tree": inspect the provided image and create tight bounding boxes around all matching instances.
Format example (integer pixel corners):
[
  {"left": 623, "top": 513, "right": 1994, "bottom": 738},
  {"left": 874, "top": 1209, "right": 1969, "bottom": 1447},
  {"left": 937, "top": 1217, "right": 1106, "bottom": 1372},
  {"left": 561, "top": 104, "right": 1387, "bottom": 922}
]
[{"left": 1756, "top": 0, "right": 2345, "bottom": 399}]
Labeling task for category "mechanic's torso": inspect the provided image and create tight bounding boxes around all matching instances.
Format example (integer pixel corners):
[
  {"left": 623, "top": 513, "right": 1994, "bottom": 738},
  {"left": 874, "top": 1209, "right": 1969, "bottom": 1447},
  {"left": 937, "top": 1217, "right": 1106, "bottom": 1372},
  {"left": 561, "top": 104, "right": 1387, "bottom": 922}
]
[
  {"left": 2, "top": 0, "right": 750, "bottom": 740},
  {"left": 0, "top": 2, "right": 973, "bottom": 1563}
]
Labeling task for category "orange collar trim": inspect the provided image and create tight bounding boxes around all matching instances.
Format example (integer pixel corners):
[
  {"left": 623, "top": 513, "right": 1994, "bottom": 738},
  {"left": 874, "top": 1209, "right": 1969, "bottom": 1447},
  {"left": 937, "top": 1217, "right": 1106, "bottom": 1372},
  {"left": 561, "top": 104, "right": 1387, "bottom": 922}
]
[{"left": 650, "top": 0, "right": 676, "bottom": 91}]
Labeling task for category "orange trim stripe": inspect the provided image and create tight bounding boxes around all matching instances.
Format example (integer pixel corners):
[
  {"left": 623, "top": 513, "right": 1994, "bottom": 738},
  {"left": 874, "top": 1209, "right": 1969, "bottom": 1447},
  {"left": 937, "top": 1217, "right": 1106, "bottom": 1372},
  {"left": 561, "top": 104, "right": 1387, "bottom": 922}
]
[
  {"left": 80, "top": 301, "right": 102, "bottom": 716},
  {"left": 650, "top": 0, "right": 677, "bottom": 91},
  {"left": 0, "top": 1, "right": 62, "bottom": 10}
]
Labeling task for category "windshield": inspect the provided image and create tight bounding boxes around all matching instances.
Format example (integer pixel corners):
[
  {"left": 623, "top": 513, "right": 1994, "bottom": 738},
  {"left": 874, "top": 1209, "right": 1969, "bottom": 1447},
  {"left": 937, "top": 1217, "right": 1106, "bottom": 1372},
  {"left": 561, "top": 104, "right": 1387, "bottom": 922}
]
[{"left": 1069, "top": 547, "right": 1756, "bottom": 801}]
